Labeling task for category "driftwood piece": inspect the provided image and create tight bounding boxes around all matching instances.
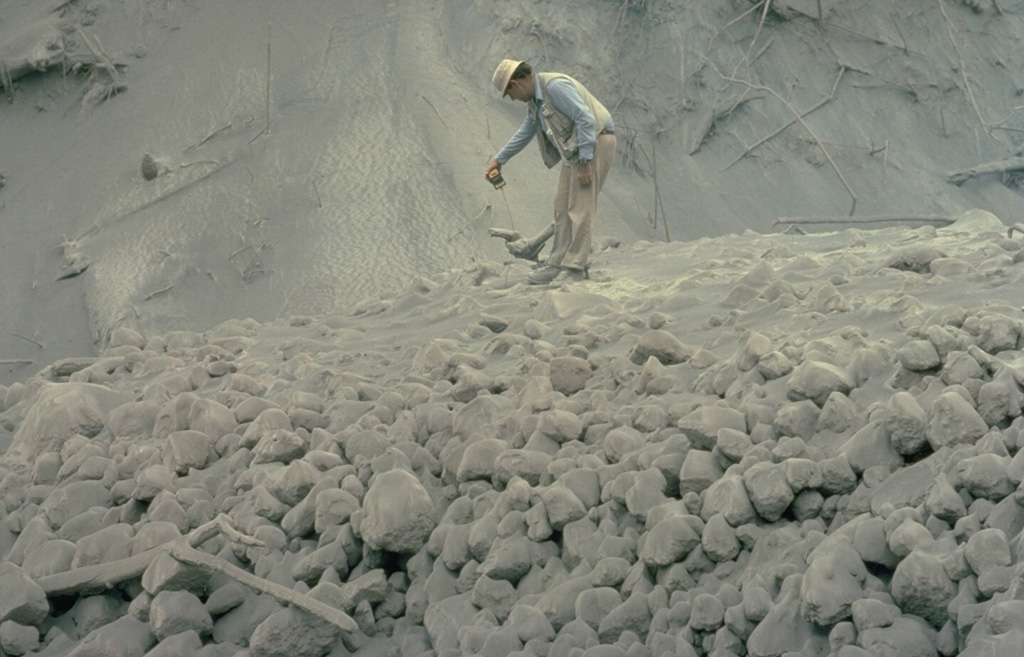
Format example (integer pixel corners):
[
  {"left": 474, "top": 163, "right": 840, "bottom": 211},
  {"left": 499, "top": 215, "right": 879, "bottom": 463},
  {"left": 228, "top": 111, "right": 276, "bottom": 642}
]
[
  {"left": 947, "top": 156, "right": 1024, "bottom": 185},
  {"left": 34, "top": 514, "right": 358, "bottom": 633},
  {"left": 489, "top": 223, "right": 554, "bottom": 261}
]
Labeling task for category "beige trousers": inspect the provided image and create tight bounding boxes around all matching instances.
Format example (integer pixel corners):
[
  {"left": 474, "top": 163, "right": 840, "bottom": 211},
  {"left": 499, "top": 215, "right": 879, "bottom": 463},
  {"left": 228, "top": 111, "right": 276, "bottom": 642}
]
[{"left": 546, "top": 132, "right": 616, "bottom": 271}]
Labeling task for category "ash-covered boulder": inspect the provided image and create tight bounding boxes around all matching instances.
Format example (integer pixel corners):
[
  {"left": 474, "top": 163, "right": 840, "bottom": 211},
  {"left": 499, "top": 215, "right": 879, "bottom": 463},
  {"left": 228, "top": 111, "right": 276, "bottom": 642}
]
[
  {"left": 249, "top": 586, "right": 344, "bottom": 657},
  {"left": 891, "top": 550, "right": 956, "bottom": 628},
  {"left": 786, "top": 360, "right": 853, "bottom": 407},
  {"left": 6, "top": 382, "right": 130, "bottom": 464},
  {"left": 800, "top": 539, "right": 867, "bottom": 626},
  {"left": 549, "top": 356, "right": 591, "bottom": 395},
  {"left": 927, "top": 391, "right": 988, "bottom": 450},
  {"left": 149, "top": 590, "right": 212, "bottom": 641},
  {"left": 628, "top": 329, "right": 693, "bottom": 365},
  {"left": 0, "top": 564, "right": 48, "bottom": 626},
  {"left": 360, "top": 468, "right": 437, "bottom": 553}
]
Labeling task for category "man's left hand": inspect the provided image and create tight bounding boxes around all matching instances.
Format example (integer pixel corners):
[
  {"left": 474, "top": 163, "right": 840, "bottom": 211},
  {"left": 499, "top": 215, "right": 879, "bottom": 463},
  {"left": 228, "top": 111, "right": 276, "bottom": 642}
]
[{"left": 577, "top": 161, "right": 592, "bottom": 187}]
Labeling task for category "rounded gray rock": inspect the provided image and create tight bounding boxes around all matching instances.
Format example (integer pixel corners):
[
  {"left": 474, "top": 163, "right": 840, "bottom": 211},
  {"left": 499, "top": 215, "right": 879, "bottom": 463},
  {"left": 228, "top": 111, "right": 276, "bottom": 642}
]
[{"left": 149, "top": 590, "right": 212, "bottom": 641}]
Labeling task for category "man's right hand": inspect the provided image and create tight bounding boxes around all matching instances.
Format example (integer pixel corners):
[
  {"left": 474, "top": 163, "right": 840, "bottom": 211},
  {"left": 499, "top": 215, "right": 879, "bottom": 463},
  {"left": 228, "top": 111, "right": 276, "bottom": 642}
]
[{"left": 484, "top": 159, "right": 500, "bottom": 180}]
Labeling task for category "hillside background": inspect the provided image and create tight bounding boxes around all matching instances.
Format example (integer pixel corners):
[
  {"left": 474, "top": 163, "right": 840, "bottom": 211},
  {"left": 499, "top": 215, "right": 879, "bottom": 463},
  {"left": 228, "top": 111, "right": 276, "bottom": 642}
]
[{"left": 2, "top": 0, "right": 1024, "bottom": 386}]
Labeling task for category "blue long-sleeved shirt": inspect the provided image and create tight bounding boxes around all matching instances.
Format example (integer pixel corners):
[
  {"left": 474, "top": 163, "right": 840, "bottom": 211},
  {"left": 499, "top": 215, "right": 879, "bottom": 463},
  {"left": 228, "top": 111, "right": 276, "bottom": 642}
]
[{"left": 494, "top": 75, "right": 613, "bottom": 165}]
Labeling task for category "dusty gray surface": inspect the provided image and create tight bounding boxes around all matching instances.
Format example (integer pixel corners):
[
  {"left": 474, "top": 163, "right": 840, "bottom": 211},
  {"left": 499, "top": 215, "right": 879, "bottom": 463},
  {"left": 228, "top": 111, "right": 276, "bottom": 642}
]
[{"left": 3, "top": 0, "right": 1024, "bottom": 384}]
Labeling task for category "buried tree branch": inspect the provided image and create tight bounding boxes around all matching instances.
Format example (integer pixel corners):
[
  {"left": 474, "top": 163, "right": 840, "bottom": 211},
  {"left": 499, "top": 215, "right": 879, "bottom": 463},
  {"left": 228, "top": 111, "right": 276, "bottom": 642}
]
[
  {"left": 711, "top": 62, "right": 858, "bottom": 216},
  {"left": 938, "top": 0, "right": 990, "bottom": 136},
  {"left": 249, "top": 24, "right": 273, "bottom": 145},
  {"left": 775, "top": 215, "right": 956, "bottom": 227},
  {"left": 35, "top": 515, "right": 358, "bottom": 633},
  {"left": 725, "top": 66, "right": 845, "bottom": 170},
  {"left": 167, "top": 543, "right": 357, "bottom": 633},
  {"left": 688, "top": 90, "right": 762, "bottom": 155},
  {"left": 947, "top": 155, "right": 1024, "bottom": 185},
  {"left": 76, "top": 159, "right": 234, "bottom": 241}
]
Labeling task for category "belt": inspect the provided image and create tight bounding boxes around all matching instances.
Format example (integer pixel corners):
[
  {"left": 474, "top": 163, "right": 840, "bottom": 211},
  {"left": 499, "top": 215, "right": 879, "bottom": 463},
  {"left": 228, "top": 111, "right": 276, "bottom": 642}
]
[{"left": 600, "top": 129, "right": 615, "bottom": 135}]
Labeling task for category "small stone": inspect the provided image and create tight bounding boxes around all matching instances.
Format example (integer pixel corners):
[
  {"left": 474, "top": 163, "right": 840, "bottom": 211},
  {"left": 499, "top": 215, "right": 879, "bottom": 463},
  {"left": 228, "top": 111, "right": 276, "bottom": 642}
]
[
  {"left": 925, "top": 474, "right": 967, "bottom": 524},
  {"left": 977, "top": 314, "right": 1020, "bottom": 354},
  {"left": 549, "top": 356, "right": 591, "bottom": 395},
  {"left": 703, "top": 475, "right": 758, "bottom": 527},
  {"left": 536, "top": 409, "right": 583, "bottom": 443},
  {"left": 786, "top": 360, "right": 853, "bottom": 407},
  {"left": 360, "top": 466, "right": 436, "bottom": 552},
  {"left": 742, "top": 462, "right": 794, "bottom": 522},
  {"left": 884, "top": 392, "right": 929, "bottom": 455},
  {"left": 679, "top": 449, "right": 724, "bottom": 496},
  {"left": 690, "top": 593, "right": 725, "bottom": 632},
  {"left": 850, "top": 598, "right": 899, "bottom": 632},
  {"left": 701, "top": 514, "right": 740, "bottom": 563},
  {"left": 472, "top": 574, "right": 517, "bottom": 621},
  {"left": 149, "top": 590, "right": 213, "bottom": 641},
  {"left": 956, "top": 453, "right": 1013, "bottom": 500},
  {"left": 927, "top": 391, "right": 988, "bottom": 450},
  {"left": 575, "top": 587, "right": 622, "bottom": 630},
  {"left": 133, "top": 465, "right": 176, "bottom": 503},
  {"left": 638, "top": 515, "right": 701, "bottom": 567},
  {"left": 891, "top": 551, "right": 956, "bottom": 628},
  {"left": 597, "top": 591, "right": 652, "bottom": 643},
  {"left": 141, "top": 153, "right": 160, "bottom": 180},
  {"left": 71, "top": 616, "right": 155, "bottom": 657},
  {"left": 456, "top": 438, "right": 508, "bottom": 483},
  {"left": 143, "top": 629, "right": 203, "bottom": 657},
  {"left": 800, "top": 539, "right": 867, "bottom": 626},
  {"left": 206, "top": 583, "right": 246, "bottom": 616},
  {"left": 70, "top": 594, "right": 125, "bottom": 638},
  {"left": 507, "top": 603, "right": 555, "bottom": 643},
  {"left": 0, "top": 620, "right": 38, "bottom": 656},
  {"left": 678, "top": 406, "right": 746, "bottom": 450},
  {"left": 629, "top": 330, "right": 692, "bottom": 366},
  {"left": 716, "top": 428, "right": 752, "bottom": 463},
  {"left": 479, "top": 313, "right": 510, "bottom": 333},
  {"left": 857, "top": 616, "right": 938, "bottom": 657},
  {"left": 314, "top": 488, "right": 360, "bottom": 534},
  {"left": 479, "top": 535, "right": 532, "bottom": 583},
  {"left": 964, "top": 528, "right": 1011, "bottom": 576},
  {"left": 0, "top": 563, "right": 49, "bottom": 625},
  {"left": 541, "top": 486, "right": 587, "bottom": 530},
  {"left": 897, "top": 340, "right": 941, "bottom": 371}
]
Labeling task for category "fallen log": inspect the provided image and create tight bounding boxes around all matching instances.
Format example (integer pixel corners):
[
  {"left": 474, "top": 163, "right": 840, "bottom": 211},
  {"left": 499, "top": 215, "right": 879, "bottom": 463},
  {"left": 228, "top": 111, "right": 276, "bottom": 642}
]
[
  {"left": 947, "top": 156, "right": 1024, "bottom": 185},
  {"left": 775, "top": 215, "right": 957, "bottom": 227}
]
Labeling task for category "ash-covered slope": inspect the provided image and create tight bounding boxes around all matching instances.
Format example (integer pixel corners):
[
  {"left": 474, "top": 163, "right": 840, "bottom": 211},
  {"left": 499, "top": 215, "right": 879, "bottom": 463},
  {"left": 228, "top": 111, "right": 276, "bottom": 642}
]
[
  {"left": 0, "top": 211, "right": 1022, "bottom": 656},
  {"left": 2, "top": 0, "right": 1024, "bottom": 382}
]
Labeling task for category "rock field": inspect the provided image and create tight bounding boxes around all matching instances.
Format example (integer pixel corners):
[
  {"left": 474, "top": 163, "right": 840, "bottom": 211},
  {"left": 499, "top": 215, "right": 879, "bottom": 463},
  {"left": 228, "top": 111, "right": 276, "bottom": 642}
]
[{"left": 1, "top": 211, "right": 1024, "bottom": 657}]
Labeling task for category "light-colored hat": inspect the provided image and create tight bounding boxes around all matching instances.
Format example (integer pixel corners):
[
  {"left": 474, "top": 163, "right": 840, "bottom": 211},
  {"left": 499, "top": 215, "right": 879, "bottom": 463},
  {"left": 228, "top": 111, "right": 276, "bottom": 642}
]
[{"left": 492, "top": 59, "right": 522, "bottom": 95}]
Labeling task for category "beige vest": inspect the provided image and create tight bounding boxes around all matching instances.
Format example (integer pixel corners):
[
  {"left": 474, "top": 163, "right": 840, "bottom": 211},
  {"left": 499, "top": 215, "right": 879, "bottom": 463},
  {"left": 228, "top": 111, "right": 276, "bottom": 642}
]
[{"left": 529, "top": 73, "right": 612, "bottom": 168}]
